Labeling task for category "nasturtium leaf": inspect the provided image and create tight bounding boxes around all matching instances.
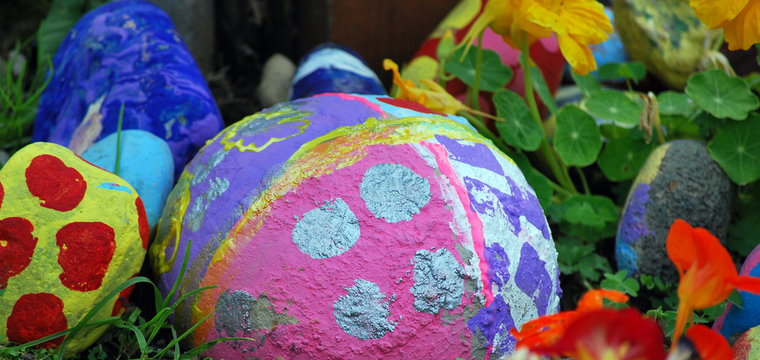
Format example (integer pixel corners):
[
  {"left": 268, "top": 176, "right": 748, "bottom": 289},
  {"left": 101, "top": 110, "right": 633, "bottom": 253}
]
[
  {"left": 549, "top": 194, "right": 619, "bottom": 228},
  {"left": 37, "top": 0, "right": 85, "bottom": 71},
  {"left": 571, "top": 72, "right": 602, "bottom": 97},
  {"left": 494, "top": 89, "right": 545, "bottom": 151},
  {"left": 529, "top": 63, "right": 558, "bottom": 114},
  {"left": 727, "top": 213, "right": 760, "bottom": 257},
  {"left": 446, "top": 47, "right": 513, "bottom": 92},
  {"left": 707, "top": 114, "right": 760, "bottom": 185},
  {"left": 597, "top": 61, "right": 646, "bottom": 82},
  {"left": 657, "top": 91, "right": 696, "bottom": 117},
  {"left": 685, "top": 69, "right": 760, "bottom": 120},
  {"left": 554, "top": 105, "right": 602, "bottom": 166},
  {"left": 599, "top": 124, "right": 632, "bottom": 139},
  {"left": 598, "top": 137, "right": 653, "bottom": 181},
  {"left": 584, "top": 90, "right": 642, "bottom": 125}
]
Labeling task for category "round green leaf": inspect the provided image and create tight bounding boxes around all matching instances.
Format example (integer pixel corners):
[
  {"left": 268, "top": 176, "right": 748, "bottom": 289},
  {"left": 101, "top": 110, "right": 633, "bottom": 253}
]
[
  {"left": 446, "top": 47, "right": 513, "bottom": 92},
  {"left": 707, "top": 114, "right": 760, "bottom": 185},
  {"left": 571, "top": 72, "right": 602, "bottom": 97},
  {"left": 597, "top": 61, "right": 646, "bottom": 82},
  {"left": 554, "top": 105, "right": 602, "bottom": 166},
  {"left": 598, "top": 137, "right": 653, "bottom": 181},
  {"left": 657, "top": 91, "right": 695, "bottom": 117},
  {"left": 584, "top": 90, "right": 642, "bottom": 125},
  {"left": 494, "top": 89, "right": 545, "bottom": 151},
  {"left": 685, "top": 69, "right": 759, "bottom": 120}
]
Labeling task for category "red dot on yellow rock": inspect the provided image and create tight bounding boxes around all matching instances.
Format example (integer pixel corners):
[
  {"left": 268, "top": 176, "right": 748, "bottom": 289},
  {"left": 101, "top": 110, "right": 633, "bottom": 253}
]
[
  {"left": 0, "top": 217, "right": 37, "bottom": 290},
  {"left": 136, "top": 197, "right": 149, "bottom": 250},
  {"left": 25, "top": 154, "right": 87, "bottom": 212},
  {"left": 6, "top": 293, "right": 68, "bottom": 348},
  {"left": 56, "top": 222, "right": 115, "bottom": 292}
]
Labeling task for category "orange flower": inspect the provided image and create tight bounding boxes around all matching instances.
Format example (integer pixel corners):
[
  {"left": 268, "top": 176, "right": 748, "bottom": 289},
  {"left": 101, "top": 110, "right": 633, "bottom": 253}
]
[
  {"left": 683, "top": 325, "right": 732, "bottom": 360},
  {"left": 529, "top": 308, "right": 667, "bottom": 360},
  {"left": 460, "top": 0, "right": 612, "bottom": 75},
  {"left": 383, "top": 58, "right": 501, "bottom": 119},
  {"left": 511, "top": 289, "right": 629, "bottom": 348},
  {"left": 689, "top": 0, "right": 760, "bottom": 51},
  {"left": 667, "top": 219, "right": 760, "bottom": 344}
]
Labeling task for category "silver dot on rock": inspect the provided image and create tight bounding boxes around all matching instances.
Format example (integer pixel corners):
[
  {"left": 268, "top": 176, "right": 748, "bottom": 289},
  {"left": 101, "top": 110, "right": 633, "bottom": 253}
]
[
  {"left": 333, "top": 279, "right": 395, "bottom": 340},
  {"left": 411, "top": 248, "right": 465, "bottom": 314},
  {"left": 291, "top": 198, "right": 360, "bottom": 259},
  {"left": 360, "top": 163, "right": 430, "bottom": 223}
]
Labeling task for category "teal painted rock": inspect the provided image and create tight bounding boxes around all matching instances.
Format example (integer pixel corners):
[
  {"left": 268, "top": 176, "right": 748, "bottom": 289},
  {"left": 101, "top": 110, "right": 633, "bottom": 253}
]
[
  {"left": 615, "top": 139, "right": 734, "bottom": 283},
  {"left": 82, "top": 130, "right": 174, "bottom": 232}
]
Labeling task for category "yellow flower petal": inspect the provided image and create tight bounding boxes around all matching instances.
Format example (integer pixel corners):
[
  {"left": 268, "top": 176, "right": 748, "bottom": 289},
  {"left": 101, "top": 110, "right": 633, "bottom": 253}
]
[
  {"left": 722, "top": 0, "right": 760, "bottom": 50},
  {"left": 557, "top": 35, "right": 596, "bottom": 75},
  {"left": 689, "top": 0, "right": 751, "bottom": 28}
]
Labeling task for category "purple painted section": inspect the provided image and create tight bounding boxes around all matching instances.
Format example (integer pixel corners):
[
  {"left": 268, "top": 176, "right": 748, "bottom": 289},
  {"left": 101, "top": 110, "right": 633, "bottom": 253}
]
[
  {"left": 466, "top": 294, "right": 517, "bottom": 355},
  {"left": 485, "top": 243, "right": 510, "bottom": 291},
  {"left": 33, "top": 0, "right": 223, "bottom": 178},
  {"left": 159, "top": 95, "right": 387, "bottom": 296},
  {"left": 514, "top": 243, "right": 552, "bottom": 316},
  {"left": 434, "top": 135, "right": 504, "bottom": 176},
  {"left": 463, "top": 176, "right": 551, "bottom": 240},
  {"left": 615, "top": 183, "right": 651, "bottom": 274},
  {"left": 617, "top": 183, "right": 651, "bottom": 245}
]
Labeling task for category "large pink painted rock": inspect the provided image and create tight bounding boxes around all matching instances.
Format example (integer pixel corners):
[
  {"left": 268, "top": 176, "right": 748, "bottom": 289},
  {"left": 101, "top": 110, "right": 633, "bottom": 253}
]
[
  {"left": 149, "top": 94, "right": 560, "bottom": 359},
  {"left": 0, "top": 142, "right": 148, "bottom": 355}
]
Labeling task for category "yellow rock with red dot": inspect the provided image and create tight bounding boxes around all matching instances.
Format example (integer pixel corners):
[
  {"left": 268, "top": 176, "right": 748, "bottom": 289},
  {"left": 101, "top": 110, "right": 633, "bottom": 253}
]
[{"left": 0, "top": 142, "right": 148, "bottom": 355}]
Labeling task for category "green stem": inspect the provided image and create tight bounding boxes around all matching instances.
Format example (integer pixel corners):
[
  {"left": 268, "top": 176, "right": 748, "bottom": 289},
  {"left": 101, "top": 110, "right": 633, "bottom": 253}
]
[
  {"left": 576, "top": 166, "right": 590, "bottom": 195},
  {"left": 114, "top": 102, "right": 125, "bottom": 176},
  {"left": 519, "top": 43, "right": 577, "bottom": 193},
  {"left": 469, "top": 31, "right": 485, "bottom": 111}
]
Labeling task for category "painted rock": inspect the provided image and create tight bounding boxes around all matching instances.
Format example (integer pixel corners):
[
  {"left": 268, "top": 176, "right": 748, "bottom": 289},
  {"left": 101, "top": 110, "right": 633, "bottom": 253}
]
[
  {"left": 615, "top": 139, "right": 734, "bottom": 283},
  {"left": 82, "top": 129, "right": 174, "bottom": 233},
  {"left": 149, "top": 93, "right": 560, "bottom": 359},
  {"left": 613, "top": 0, "right": 720, "bottom": 89},
  {"left": 258, "top": 53, "right": 296, "bottom": 108},
  {"left": 289, "top": 43, "right": 387, "bottom": 101},
  {"left": 713, "top": 244, "right": 760, "bottom": 340},
  {"left": 402, "top": 0, "right": 565, "bottom": 116},
  {"left": 734, "top": 326, "right": 760, "bottom": 360},
  {"left": 0, "top": 142, "right": 148, "bottom": 355},
  {"left": 33, "top": 0, "right": 224, "bottom": 178}
]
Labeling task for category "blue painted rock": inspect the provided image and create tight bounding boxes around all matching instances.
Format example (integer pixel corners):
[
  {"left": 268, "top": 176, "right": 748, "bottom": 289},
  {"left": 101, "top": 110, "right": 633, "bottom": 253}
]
[
  {"left": 33, "top": 0, "right": 223, "bottom": 178},
  {"left": 713, "top": 244, "right": 760, "bottom": 340},
  {"left": 149, "top": 93, "right": 560, "bottom": 359},
  {"left": 0, "top": 142, "right": 148, "bottom": 355},
  {"left": 616, "top": 139, "right": 734, "bottom": 283},
  {"left": 289, "top": 43, "right": 387, "bottom": 100},
  {"left": 82, "top": 129, "right": 174, "bottom": 232}
]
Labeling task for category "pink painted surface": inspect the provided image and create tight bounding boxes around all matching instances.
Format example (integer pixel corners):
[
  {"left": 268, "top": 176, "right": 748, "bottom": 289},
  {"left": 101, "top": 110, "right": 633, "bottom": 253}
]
[{"left": 199, "top": 143, "right": 478, "bottom": 359}]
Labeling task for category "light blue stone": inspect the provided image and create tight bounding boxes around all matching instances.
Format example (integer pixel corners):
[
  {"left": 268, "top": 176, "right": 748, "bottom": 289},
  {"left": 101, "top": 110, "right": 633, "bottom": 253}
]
[{"left": 83, "top": 129, "right": 174, "bottom": 232}]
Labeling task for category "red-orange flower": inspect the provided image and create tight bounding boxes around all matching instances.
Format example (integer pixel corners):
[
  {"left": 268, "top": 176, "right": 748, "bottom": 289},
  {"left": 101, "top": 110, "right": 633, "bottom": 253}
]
[
  {"left": 667, "top": 219, "right": 760, "bottom": 344},
  {"left": 512, "top": 289, "right": 629, "bottom": 348},
  {"left": 684, "top": 324, "right": 732, "bottom": 360},
  {"left": 689, "top": 0, "right": 760, "bottom": 50},
  {"left": 528, "top": 308, "right": 666, "bottom": 360}
]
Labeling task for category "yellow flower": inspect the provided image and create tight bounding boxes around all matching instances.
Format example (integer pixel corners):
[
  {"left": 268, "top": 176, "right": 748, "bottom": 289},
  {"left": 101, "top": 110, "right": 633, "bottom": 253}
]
[
  {"left": 460, "top": 0, "right": 612, "bottom": 75},
  {"left": 690, "top": 0, "right": 760, "bottom": 50},
  {"left": 384, "top": 58, "right": 501, "bottom": 120}
]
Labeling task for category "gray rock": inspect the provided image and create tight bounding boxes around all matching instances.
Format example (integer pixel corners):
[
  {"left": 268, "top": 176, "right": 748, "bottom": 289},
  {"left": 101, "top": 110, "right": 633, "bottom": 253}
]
[{"left": 257, "top": 53, "right": 296, "bottom": 108}]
